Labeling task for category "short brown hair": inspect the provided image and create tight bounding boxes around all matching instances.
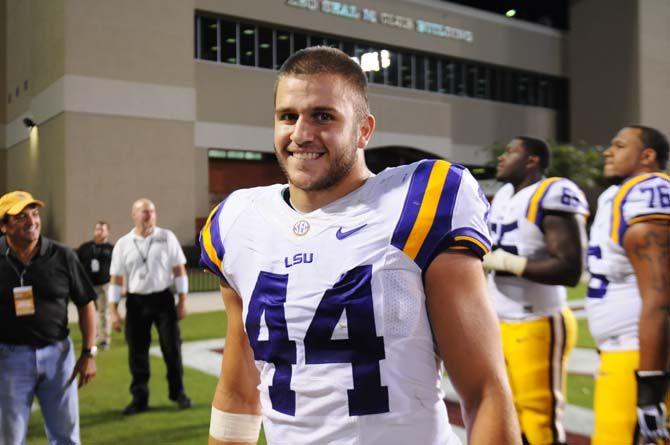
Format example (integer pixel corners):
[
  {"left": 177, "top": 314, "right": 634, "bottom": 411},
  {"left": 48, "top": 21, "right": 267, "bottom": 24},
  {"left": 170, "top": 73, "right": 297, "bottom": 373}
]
[
  {"left": 96, "top": 220, "right": 109, "bottom": 228},
  {"left": 275, "top": 46, "right": 370, "bottom": 119}
]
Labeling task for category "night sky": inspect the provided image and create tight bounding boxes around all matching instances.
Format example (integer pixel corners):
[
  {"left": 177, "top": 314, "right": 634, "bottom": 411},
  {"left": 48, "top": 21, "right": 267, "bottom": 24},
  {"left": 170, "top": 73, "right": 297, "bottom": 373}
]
[{"left": 440, "top": 0, "right": 569, "bottom": 29}]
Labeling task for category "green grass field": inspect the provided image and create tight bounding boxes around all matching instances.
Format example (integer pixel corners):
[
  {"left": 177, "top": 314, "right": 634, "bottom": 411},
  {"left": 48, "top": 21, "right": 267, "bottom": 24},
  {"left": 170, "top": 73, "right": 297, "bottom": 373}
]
[
  {"left": 567, "top": 282, "right": 586, "bottom": 301},
  {"left": 26, "top": 286, "right": 596, "bottom": 444},
  {"left": 26, "top": 312, "right": 270, "bottom": 445}
]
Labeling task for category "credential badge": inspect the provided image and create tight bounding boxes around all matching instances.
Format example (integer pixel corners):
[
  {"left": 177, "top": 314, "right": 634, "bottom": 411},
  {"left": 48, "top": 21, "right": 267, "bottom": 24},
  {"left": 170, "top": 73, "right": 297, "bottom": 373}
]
[{"left": 293, "top": 220, "right": 310, "bottom": 236}]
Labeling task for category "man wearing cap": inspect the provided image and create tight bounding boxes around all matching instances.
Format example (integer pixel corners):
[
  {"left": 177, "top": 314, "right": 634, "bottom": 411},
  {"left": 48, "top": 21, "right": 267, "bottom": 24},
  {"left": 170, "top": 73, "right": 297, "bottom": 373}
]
[{"left": 0, "top": 191, "right": 98, "bottom": 445}]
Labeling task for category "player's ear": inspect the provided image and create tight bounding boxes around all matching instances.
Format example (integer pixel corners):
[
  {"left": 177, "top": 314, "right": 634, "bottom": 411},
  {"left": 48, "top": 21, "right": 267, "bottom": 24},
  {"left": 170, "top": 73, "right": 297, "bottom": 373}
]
[
  {"left": 357, "top": 114, "right": 375, "bottom": 149},
  {"left": 526, "top": 154, "right": 541, "bottom": 170},
  {"left": 639, "top": 147, "right": 658, "bottom": 168}
]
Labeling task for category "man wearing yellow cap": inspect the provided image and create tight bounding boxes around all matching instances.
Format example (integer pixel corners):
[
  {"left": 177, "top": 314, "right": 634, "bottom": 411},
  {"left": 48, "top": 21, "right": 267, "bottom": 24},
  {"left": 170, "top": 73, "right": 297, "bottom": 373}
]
[{"left": 0, "top": 191, "right": 98, "bottom": 445}]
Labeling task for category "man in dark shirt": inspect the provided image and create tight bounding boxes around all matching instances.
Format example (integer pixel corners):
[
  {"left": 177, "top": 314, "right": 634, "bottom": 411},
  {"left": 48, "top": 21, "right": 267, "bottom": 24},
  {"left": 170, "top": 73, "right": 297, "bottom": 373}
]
[
  {"left": 0, "top": 191, "right": 97, "bottom": 445},
  {"left": 77, "top": 221, "right": 114, "bottom": 349}
]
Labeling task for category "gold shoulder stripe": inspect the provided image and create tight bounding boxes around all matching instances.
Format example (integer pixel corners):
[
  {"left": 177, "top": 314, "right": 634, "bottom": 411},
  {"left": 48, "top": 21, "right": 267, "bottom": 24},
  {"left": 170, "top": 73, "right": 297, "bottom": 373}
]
[
  {"left": 403, "top": 161, "right": 451, "bottom": 260},
  {"left": 627, "top": 214, "right": 670, "bottom": 225},
  {"left": 201, "top": 203, "right": 223, "bottom": 270},
  {"left": 454, "top": 235, "right": 489, "bottom": 254},
  {"left": 526, "top": 177, "right": 562, "bottom": 223},
  {"left": 610, "top": 173, "right": 654, "bottom": 244}
]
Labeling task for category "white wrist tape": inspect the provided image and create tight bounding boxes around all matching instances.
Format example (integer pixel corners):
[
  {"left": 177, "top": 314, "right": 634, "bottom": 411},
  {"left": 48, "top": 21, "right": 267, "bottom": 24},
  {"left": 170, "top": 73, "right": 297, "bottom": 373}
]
[
  {"left": 107, "top": 283, "right": 122, "bottom": 304},
  {"left": 209, "top": 406, "right": 261, "bottom": 442},
  {"left": 174, "top": 275, "right": 189, "bottom": 294},
  {"left": 482, "top": 249, "right": 528, "bottom": 276}
]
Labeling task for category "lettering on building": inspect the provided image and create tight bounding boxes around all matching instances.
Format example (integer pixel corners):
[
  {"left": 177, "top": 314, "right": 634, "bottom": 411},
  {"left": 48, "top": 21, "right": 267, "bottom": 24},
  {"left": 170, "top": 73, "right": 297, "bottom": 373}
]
[{"left": 285, "top": 0, "right": 474, "bottom": 43}]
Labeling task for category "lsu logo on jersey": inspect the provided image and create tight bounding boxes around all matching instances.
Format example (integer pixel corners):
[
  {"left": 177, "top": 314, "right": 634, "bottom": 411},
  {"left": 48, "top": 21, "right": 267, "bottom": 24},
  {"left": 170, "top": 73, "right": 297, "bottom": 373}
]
[{"left": 284, "top": 253, "right": 314, "bottom": 268}]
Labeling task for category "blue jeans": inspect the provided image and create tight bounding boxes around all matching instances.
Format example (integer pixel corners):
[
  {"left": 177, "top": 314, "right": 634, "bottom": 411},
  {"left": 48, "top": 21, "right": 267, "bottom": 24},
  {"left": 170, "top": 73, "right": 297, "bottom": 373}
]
[{"left": 0, "top": 338, "right": 80, "bottom": 445}]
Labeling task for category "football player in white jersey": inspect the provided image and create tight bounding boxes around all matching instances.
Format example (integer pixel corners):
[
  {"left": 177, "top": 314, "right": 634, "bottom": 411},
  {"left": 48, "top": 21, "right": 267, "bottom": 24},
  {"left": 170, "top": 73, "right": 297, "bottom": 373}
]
[
  {"left": 201, "top": 47, "right": 520, "bottom": 445},
  {"left": 586, "top": 125, "right": 670, "bottom": 445},
  {"left": 483, "top": 137, "right": 589, "bottom": 445}
]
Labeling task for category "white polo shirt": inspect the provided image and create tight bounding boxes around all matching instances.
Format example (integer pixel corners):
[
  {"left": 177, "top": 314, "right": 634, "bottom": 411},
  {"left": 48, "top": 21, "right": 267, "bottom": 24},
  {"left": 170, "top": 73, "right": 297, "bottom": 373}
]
[{"left": 110, "top": 227, "right": 186, "bottom": 295}]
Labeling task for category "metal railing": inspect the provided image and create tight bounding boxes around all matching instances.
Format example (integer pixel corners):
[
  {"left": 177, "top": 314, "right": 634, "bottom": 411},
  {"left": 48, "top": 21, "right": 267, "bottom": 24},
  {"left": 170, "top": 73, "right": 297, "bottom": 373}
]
[{"left": 187, "top": 268, "right": 220, "bottom": 293}]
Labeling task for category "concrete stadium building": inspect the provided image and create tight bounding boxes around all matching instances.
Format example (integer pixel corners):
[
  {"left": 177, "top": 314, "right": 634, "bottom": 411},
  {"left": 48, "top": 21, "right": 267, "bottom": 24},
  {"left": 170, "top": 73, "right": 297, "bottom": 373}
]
[{"left": 1, "top": 0, "right": 668, "bottom": 246}]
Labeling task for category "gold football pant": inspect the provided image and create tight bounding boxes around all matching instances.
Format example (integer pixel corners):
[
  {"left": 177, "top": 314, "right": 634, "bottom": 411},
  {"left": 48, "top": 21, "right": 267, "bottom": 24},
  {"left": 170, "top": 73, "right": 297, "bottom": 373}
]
[
  {"left": 501, "top": 307, "right": 577, "bottom": 445},
  {"left": 593, "top": 349, "right": 670, "bottom": 445}
]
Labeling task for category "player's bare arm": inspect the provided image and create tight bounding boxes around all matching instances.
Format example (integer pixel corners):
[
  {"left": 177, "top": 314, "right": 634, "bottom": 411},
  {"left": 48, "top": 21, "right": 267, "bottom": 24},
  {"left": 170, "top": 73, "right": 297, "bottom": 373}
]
[
  {"left": 209, "top": 279, "right": 262, "bottom": 445},
  {"left": 425, "top": 251, "right": 521, "bottom": 444},
  {"left": 623, "top": 220, "right": 670, "bottom": 371},
  {"left": 521, "top": 211, "right": 584, "bottom": 286}
]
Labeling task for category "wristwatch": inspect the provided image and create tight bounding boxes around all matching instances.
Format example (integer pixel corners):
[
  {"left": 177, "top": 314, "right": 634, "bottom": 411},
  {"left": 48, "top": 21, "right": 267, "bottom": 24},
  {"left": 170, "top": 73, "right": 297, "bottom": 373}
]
[{"left": 82, "top": 345, "right": 98, "bottom": 358}]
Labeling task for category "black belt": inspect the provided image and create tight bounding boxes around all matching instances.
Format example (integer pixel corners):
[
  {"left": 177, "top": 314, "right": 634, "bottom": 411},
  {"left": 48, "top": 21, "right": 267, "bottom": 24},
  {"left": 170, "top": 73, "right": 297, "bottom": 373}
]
[
  {"left": 0, "top": 336, "right": 67, "bottom": 349},
  {"left": 126, "top": 288, "right": 172, "bottom": 298}
]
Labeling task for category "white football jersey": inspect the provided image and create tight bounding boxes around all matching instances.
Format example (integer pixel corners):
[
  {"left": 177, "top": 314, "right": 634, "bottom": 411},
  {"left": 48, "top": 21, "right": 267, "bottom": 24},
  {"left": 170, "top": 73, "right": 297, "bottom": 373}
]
[
  {"left": 200, "top": 160, "right": 491, "bottom": 445},
  {"left": 488, "top": 177, "right": 589, "bottom": 320},
  {"left": 586, "top": 172, "right": 670, "bottom": 350}
]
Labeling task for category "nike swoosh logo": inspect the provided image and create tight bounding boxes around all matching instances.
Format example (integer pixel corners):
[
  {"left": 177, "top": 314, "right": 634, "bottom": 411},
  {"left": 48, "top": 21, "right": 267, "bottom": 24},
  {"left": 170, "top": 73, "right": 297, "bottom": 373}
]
[{"left": 336, "top": 224, "right": 367, "bottom": 240}]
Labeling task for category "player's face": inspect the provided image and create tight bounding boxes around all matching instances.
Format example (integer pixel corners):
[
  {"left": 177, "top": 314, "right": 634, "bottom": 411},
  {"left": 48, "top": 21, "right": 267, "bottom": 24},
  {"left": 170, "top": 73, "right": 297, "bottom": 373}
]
[
  {"left": 603, "top": 127, "right": 645, "bottom": 181},
  {"left": 274, "top": 73, "right": 365, "bottom": 192},
  {"left": 93, "top": 223, "right": 109, "bottom": 243},
  {"left": 496, "top": 139, "right": 528, "bottom": 183},
  {"left": 132, "top": 201, "right": 156, "bottom": 230},
  {"left": 1, "top": 204, "right": 41, "bottom": 245}
]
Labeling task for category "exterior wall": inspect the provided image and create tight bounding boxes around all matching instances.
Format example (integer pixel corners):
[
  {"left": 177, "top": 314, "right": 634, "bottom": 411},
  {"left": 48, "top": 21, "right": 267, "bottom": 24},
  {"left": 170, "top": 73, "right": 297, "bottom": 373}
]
[
  {"left": 1, "top": 0, "right": 564, "bottom": 245},
  {"left": 195, "top": 0, "right": 565, "bottom": 76},
  {"left": 195, "top": 62, "right": 556, "bottom": 166},
  {"left": 444, "top": 95, "right": 556, "bottom": 164},
  {"left": 1, "top": 0, "right": 6, "bottom": 190},
  {"left": 3, "top": 0, "right": 66, "bottom": 228},
  {"left": 569, "top": 0, "right": 639, "bottom": 145},
  {"left": 194, "top": 147, "right": 210, "bottom": 219},
  {"left": 64, "top": 0, "right": 194, "bottom": 88},
  {"left": 64, "top": 113, "right": 196, "bottom": 246},
  {"left": 638, "top": 0, "right": 670, "bottom": 139},
  {"left": 0, "top": 151, "right": 6, "bottom": 194},
  {"left": 1, "top": 0, "right": 5, "bottom": 125},
  {"left": 5, "top": 115, "right": 66, "bottom": 238},
  {"left": 56, "top": 0, "right": 198, "bottom": 245},
  {"left": 5, "top": 0, "right": 65, "bottom": 123}
]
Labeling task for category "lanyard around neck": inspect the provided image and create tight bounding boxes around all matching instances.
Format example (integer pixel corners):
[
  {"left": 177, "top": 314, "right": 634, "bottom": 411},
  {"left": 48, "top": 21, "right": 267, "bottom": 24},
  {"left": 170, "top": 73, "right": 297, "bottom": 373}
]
[
  {"left": 132, "top": 237, "right": 155, "bottom": 267},
  {"left": 4, "top": 247, "right": 27, "bottom": 286}
]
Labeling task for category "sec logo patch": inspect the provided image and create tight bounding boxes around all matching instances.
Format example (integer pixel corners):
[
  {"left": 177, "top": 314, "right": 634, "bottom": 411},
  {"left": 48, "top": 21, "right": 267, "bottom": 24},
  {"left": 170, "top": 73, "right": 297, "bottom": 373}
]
[{"left": 293, "top": 220, "right": 310, "bottom": 236}]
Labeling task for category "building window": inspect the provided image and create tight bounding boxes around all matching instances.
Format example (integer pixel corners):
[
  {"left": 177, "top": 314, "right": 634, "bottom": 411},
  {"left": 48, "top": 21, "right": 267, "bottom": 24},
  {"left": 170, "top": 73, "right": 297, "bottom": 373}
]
[
  {"left": 400, "top": 52, "right": 413, "bottom": 89},
  {"left": 275, "top": 30, "right": 291, "bottom": 69},
  {"left": 476, "top": 66, "right": 489, "bottom": 99},
  {"left": 239, "top": 24, "right": 256, "bottom": 66},
  {"left": 365, "top": 47, "right": 383, "bottom": 86},
  {"left": 293, "top": 32, "right": 308, "bottom": 52},
  {"left": 257, "top": 27, "right": 273, "bottom": 69},
  {"left": 442, "top": 60, "right": 455, "bottom": 94},
  {"left": 503, "top": 71, "right": 515, "bottom": 103},
  {"left": 490, "top": 69, "right": 501, "bottom": 101},
  {"left": 220, "top": 19, "right": 237, "bottom": 64},
  {"left": 415, "top": 55, "right": 426, "bottom": 90},
  {"left": 426, "top": 57, "right": 438, "bottom": 92},
  {"left": 517, "top": 74, "right": 530, "bottom": 105},
  {"left": 321, "top": 37, "right": 342, "bottom": 49},
  {"left": 199, "top": 16, "right": 218, "bottom": 61},
  {"left": 384, "top": 49, "right": 399, "bottom": 87},
  {"left": 194, "top": 12, "right": 565, "bottom": 111},
  {"left": 455, "top": 62, "right": 466, "bottom": 96}
]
